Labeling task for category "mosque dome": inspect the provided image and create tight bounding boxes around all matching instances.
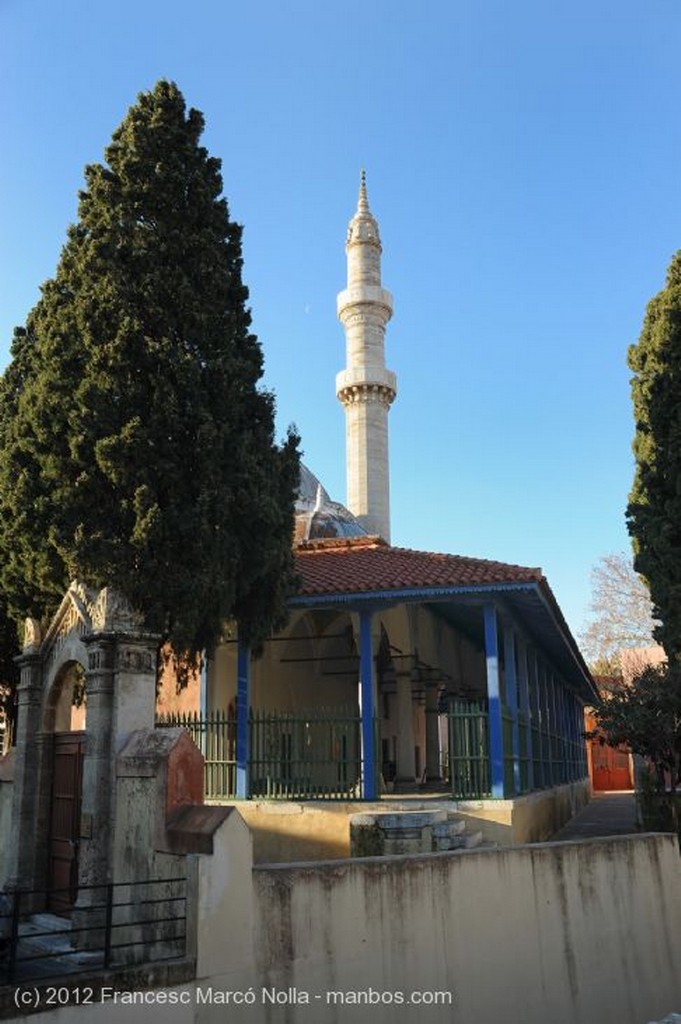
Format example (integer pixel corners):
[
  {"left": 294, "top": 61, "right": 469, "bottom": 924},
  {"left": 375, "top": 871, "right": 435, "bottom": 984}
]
[{"left": 294, "top": 464, "right": 368, "bottom": 543}]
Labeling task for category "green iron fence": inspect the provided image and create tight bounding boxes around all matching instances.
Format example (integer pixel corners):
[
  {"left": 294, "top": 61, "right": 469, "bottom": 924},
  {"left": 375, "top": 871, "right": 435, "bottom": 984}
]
[
  {"left": 157, "top": 706, "right": 366, "bottom": 801},
  {"left": 249, "top": 706, "right": 362, "bottom": 799},
  {"left": 447, "top": 699, "right": 491, "bottom": 799}
]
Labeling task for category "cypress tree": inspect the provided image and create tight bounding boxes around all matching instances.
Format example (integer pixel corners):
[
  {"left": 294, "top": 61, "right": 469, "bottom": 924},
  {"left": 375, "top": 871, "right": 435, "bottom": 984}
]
[
  {"left": 0, "top": 80, "right": 300, "bottom": 655},
  {"left": 627, "top": 251, "right": 681, "bottom": 662}
]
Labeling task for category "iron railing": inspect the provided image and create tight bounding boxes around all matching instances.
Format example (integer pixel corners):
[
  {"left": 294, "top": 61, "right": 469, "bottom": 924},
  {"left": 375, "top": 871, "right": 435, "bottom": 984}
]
[{"left": 0, "top": 876, "right": 186, "bottom": 985}]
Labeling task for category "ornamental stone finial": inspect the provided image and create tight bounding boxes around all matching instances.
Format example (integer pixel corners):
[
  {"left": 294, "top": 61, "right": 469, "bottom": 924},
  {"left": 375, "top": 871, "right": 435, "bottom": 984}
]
[{"left": 23, "top": 618, "right": 42, "bottom": 651}]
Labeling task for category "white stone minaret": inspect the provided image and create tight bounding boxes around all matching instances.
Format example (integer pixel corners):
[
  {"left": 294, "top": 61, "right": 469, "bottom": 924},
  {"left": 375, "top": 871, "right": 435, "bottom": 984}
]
[{"left": 336, "top": 171, "right": 396, "bottom": 542}]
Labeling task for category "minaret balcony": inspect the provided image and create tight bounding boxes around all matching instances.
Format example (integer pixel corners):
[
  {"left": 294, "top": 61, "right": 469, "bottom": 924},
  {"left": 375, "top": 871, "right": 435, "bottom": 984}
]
[{"left": 336, "top": 366, "right": 397, "bottom": 402}]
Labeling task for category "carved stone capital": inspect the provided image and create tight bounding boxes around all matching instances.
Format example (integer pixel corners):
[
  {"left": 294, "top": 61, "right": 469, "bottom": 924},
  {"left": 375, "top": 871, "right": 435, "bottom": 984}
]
[{"left": 83, "top": 636, "right": 116, "bottom": 674}]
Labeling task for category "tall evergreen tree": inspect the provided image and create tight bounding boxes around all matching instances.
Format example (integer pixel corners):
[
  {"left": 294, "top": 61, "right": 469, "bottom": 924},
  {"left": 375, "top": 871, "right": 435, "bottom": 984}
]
[
  {"left": 0, "top": 81, "right": 300, "bottom": 655},
  {"left": 627, "top": 251, "right": 681, "bottom": 662}
]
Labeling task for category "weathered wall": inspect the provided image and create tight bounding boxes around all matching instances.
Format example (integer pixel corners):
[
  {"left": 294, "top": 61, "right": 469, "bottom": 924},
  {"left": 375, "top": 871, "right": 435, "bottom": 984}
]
[
  {"left": 113, "top": 730, "right": 199, "bottom": 884},
  {"left": 9, "top": 825, "right": 681, "bottom": 1024},
  {"left": 249, "top": 834, "right": 681, "bottom": 1024}
]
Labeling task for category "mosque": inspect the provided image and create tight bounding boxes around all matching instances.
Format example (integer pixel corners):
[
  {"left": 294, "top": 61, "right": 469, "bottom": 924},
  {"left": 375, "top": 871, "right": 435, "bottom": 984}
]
[
  {"left": 0, "top": 175, "right": 599, "bottom": 916},
  {"left": 183, "top": 173, "right": 597, "bottom": 834}
]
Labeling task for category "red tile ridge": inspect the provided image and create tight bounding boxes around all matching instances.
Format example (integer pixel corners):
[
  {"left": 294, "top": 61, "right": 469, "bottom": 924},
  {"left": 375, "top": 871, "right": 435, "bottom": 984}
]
[{"left": 295, "top": 535, "right": 387, "bottom": 553}]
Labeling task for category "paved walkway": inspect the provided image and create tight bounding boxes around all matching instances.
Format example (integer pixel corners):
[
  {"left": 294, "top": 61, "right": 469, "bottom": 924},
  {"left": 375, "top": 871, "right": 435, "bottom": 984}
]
[{"left": 550, "top": 791, "right": 639, "bottom": 841}]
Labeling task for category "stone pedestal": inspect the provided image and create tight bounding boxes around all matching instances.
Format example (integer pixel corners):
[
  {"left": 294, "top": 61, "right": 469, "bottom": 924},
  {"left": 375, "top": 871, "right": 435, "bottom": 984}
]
[{"left": 349, "top": 808, "right": 468, "bottom": 856}]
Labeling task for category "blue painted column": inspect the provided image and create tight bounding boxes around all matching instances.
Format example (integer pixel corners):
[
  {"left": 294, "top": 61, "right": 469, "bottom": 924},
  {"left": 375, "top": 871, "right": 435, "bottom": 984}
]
[
  {"left": 557, "top": 678, "right": 567, "bottom": 784},
  {"left": 484, "top": 604, "right": 505, "bottom": 799},
  {"left": 547, "top": 671, "right": 558, "bottom": 786},
  {"left": 517, "top": 638, "right": 534, "bottom": 792},
  {"left": 503, "top": 626, "right": 520, "bottom": 796},
  {"left": 236, "top": 641, "right": 251, "bottom": 799},
  {"left": 557, "top": 682, "right": 567, "bottom": 783},
  {"left": 529, "top": 650, "right": 542, "bottom": 788},
  {"left": 359, "top": 609, "right": 377, "bottom": 800},
  {"left": 540, "top": 663, "right": 553, "bottom": 786},
  {"left": 572, "top": 692, "right": 581, "bottom": 780},
  {"left": 199, "top": 650, "right": 208, "bottom": 755},
  {"left": 576, "top": 695, "right": 587, "bottom": 777}
]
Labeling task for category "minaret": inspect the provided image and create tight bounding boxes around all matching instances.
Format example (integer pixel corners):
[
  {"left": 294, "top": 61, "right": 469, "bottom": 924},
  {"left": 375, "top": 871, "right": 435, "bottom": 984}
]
[{"left": 336, "top": 171, "right": 396, "bottom": 542}]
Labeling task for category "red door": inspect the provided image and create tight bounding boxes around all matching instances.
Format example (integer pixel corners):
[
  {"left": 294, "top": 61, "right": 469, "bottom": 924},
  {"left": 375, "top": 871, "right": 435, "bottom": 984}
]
[
  {"left": 591, "top": 738, "right": 633, "bottom": 791},
  {"left": 48, "top": 731, "right": 86, "bottom": 914}
]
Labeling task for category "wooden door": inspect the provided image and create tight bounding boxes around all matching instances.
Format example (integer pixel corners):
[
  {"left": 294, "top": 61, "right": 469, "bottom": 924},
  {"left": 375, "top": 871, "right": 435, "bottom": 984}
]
[{"left": 48, "top": 731, "right": 85, "bottom": 914}]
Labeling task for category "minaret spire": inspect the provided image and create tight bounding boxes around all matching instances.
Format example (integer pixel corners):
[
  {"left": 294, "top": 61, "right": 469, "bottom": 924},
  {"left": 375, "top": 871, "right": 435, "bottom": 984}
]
[
  {"left": 358, "top": 168, "right": 369, "bottom": 212},
  {"left": 336, "top": 172, "right": 396, "bottom": 542}
]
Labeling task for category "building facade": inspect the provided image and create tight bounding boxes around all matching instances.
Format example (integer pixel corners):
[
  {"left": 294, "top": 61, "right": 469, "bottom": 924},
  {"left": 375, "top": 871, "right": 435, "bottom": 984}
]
[{"left": 168, "top": 175, "right": 597, "bottom": 838}]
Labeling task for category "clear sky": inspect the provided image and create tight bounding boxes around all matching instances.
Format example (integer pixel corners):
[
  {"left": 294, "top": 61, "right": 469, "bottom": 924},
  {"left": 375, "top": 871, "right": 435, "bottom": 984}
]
[{"left": 2, "top": 0, "right": 680, "bottom": 640}]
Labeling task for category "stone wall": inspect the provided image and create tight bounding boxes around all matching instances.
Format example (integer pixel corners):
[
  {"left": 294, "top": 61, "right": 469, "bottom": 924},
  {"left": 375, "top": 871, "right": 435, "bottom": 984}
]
[{"left": 0, "top": 751, "right": 14, "bottom": 887}]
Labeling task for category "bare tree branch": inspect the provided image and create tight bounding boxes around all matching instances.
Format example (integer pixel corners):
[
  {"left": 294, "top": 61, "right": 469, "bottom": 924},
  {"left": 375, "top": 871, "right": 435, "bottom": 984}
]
[{"left": 579, "top": 552, "right": 658, "bottom": 667}]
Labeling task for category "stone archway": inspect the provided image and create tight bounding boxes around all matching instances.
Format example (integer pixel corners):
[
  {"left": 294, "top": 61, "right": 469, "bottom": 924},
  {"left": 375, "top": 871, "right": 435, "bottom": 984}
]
[{"left": 6, "top": 583, "right": 159, "bottom": 906}]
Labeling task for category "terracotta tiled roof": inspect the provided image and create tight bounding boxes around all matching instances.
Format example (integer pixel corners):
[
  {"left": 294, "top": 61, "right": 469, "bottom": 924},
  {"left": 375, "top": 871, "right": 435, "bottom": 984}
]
[{"left": 294, "top": 536, "right": 544, "bottom": 597}]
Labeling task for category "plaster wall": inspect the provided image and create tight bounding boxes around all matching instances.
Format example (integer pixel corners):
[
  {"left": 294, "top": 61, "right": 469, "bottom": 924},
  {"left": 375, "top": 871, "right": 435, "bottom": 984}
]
[
  {"left": 246, "top": 832, "right": 681, "bottom": 1024},
  {"left": 228, "top": 800, "right": 356, "bottom": 863},
  {"left": 13, "top": 822, "right": 681, "bottom": 1024},
  {"left": 207, "top": 611, "right": 360, "bottom": 716}
]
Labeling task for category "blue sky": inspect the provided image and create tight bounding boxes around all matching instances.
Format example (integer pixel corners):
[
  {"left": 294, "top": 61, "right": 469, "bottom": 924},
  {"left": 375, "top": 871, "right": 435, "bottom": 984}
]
[{"left": 2, "top": 0, "right": 680, "bottom": 640}]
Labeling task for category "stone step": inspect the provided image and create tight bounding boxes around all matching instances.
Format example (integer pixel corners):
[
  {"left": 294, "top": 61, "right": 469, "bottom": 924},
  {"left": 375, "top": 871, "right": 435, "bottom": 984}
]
[
  {"left": 19, "top": 929, "right": 73, "bottom": 955},
  {"left": 18, "top": 917, "right": 105, "bottom": 967},
  {"left": 433, "top": 818, "right": 466, "bottom": 837},
  {"left": 29, "top": 913, "right": 72, "bottom": 933},
  {"left": 19, "top": 914, "right": 74, "bottom": 955},
  {"left": 464, "top": 830, "right": 483, "bottom": 849}
]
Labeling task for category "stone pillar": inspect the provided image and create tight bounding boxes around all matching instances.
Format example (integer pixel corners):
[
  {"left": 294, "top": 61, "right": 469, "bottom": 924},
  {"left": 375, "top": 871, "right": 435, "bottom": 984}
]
[
  {"left": 394, "top": 671, "right": 416, "bottom": 787},
  {"left": 77, "top": 634, "right": 116, "bottom": 895},
  {"left": 5, "top": 648, "right": 45, "bottom": 892},
  {"left": 424, "top": 679, "right": 442, "bottom": 784},
  {"left": 113, "top": 636, "right": 158, "bottom": 738}
]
